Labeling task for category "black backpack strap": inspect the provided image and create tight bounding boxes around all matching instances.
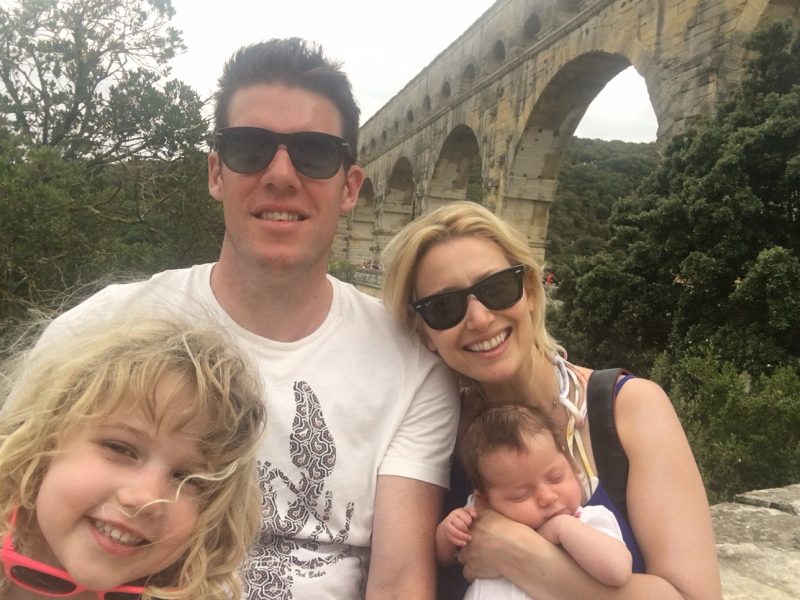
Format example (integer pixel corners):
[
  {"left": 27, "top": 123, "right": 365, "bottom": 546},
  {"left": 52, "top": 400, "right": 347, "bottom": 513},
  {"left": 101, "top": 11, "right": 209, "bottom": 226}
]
[{"left": 586, "top": 368, "right": 630, "bottom": 521}]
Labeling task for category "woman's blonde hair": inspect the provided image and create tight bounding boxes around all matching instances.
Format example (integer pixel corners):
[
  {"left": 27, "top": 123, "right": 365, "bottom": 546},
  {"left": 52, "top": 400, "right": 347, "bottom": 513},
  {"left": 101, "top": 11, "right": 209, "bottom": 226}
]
[
  {"left": 382, "top": 201, "right": 560, "bottom": 360},
  {"left": 0, "top": 316, "right": 267, "bottom": 600}
]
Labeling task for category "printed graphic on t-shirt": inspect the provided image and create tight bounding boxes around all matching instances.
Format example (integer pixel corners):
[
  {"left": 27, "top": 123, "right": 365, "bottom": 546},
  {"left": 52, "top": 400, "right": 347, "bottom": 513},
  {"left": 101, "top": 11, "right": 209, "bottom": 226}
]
[{"left": 242, "top": 381, "right": 359, "bottom": 599}]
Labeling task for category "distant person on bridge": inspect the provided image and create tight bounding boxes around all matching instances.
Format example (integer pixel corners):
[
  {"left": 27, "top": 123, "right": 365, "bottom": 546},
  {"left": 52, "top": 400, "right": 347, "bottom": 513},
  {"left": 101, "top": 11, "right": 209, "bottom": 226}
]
[
  {"left": 25, "top": 38, "right": 459, "bottom": 599},
  {"left": 382, "top": 201, "right": 722, "bottom": 600}
]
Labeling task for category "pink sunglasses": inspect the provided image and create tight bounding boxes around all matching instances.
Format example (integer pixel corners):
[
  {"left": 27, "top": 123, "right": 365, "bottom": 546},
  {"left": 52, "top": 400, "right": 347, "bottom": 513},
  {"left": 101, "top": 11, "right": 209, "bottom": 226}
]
[{"left": 1, "top": 507, "right": 146, "bottom": 599}]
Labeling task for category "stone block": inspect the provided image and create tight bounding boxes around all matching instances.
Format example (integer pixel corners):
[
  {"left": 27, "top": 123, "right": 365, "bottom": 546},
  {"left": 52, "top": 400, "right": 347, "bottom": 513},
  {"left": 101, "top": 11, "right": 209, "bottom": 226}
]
[{"left": 713, "top": 485, "right": 800, "bottom": 599}]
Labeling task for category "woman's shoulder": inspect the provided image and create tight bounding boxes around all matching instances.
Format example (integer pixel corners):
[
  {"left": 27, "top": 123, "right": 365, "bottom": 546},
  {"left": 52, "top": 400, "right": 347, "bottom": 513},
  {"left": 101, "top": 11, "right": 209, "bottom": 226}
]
[
  {"left": 614, "top": 376, "right": 673, "bottom": 417},
  {"left": 579, "top": 366, "right": 675, "bottom": 440},
  {"left": 575, "top": 364, "right": 669, "bottom": 408}
]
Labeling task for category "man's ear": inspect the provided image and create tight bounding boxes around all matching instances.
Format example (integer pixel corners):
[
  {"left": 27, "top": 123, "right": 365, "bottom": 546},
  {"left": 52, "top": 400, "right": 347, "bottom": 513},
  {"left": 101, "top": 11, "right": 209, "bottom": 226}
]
[
  {"left": 208, "top": 151, "right": 224, "bottom": 202},
  {"left": 340, "top": 164, "right": 365, "bottom": 214}
]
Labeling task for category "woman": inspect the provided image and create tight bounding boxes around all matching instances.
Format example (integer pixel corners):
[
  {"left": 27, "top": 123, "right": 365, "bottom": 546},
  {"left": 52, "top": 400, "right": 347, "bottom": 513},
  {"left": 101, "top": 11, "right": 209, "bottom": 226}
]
[{"left": 382, "top": 202, "right": 721, "bottom": 599}]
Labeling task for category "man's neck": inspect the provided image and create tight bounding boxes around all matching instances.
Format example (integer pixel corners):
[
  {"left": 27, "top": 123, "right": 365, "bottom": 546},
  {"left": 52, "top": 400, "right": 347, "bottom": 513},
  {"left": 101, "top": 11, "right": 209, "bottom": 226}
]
[{"left": 210, "top": 259, "right": 334, "bottom": 342}]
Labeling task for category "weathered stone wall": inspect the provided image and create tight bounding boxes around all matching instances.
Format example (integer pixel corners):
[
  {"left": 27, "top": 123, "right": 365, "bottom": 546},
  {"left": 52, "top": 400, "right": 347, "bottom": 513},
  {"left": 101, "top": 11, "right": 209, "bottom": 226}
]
[
  {"left": 714, "top": 483, "right": 800, "bottom": 599},
  {"left": 333, "top": 0, "right": 799, "bottom": 267}
]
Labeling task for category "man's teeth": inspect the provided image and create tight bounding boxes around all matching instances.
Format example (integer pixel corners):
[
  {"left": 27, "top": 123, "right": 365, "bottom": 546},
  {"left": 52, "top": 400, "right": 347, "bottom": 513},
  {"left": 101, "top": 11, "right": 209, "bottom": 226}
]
[
  {"left": 93, "top": 519, "right": 145, "bottom": 546},
  {"left": 257, "top": 211, "right": 301, "bottom": 221},
  {"left": 467, "top": 331, "right": 508, "bottom": 352}
]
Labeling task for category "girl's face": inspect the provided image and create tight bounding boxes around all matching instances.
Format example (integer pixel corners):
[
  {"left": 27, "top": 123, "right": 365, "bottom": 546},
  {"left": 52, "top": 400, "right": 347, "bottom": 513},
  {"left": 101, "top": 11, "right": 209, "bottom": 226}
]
[
  {"left": 477, "top": 431, "right": 583, "bottom": 530},
  {"left": 413, "top": 236, "right": 535, "bottom": 385},
  {"left": 33, "top": 375, "right": 205, "bottom": 592}
]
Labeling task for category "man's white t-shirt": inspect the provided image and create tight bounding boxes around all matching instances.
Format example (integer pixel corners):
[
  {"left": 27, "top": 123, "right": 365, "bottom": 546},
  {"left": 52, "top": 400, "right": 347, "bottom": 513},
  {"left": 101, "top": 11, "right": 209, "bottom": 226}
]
[{"left": 45, "top": 264, "right": 460, "bottom": 599}]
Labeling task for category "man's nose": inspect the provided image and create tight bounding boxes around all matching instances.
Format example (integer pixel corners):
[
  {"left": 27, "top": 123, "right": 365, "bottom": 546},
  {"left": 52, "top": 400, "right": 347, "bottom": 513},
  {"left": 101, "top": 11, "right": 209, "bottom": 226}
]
[{"left": 260, "top": 145, "right": 301, "bottom": 187}]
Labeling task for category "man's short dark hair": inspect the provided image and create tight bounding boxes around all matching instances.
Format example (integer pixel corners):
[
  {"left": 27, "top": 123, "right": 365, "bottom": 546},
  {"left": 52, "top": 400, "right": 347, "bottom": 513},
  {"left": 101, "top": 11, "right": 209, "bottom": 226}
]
[{"left": 214, "top": 37, "right": 360, "bottom": 164}]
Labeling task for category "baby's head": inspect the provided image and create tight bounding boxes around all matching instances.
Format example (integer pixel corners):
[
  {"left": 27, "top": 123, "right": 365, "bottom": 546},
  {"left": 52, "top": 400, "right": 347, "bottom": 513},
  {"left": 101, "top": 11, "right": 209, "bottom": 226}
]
[
  {"left": 459, "top": 404, "right": 582, "bottom": 529},
  {"left": 0, "top": 316, "right": 266, "bottom": 599}
]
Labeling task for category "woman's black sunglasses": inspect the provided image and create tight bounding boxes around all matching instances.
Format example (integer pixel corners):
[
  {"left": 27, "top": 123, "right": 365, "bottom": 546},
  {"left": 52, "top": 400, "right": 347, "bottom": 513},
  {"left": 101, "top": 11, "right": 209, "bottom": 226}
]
[
  {"left": 410, "top": 265, "right": 526, "bottom": 330},
  {"left": 215, "top": 127, "right": 352, "bottom": 179}
]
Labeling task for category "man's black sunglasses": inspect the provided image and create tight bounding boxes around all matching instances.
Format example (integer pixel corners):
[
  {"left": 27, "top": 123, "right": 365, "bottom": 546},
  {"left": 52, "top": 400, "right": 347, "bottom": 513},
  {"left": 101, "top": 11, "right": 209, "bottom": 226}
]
[
  {"left": 215, "top": 127, "right": 352, "bottom": 179},
  {"left": 410, "top": 265, "right": 526, "bottom": 330}
]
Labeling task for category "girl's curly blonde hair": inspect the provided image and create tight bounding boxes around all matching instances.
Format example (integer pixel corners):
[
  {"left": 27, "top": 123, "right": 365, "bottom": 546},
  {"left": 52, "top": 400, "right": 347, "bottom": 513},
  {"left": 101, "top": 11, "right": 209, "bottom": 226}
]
[{"left": 0, "top": 316, "right": 267, "bottom": 600}]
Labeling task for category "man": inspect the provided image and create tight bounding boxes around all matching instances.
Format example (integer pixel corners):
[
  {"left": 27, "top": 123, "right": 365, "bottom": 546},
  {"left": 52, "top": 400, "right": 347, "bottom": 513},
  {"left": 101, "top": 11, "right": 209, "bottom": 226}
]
[{"left": 44, "top": 38, "right": 459, "bottom": 598}]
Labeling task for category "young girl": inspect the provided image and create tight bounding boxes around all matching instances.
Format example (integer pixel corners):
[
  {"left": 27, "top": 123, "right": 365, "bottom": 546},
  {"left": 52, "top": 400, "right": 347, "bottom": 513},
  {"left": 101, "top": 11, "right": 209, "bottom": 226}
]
[
  {"left": 0, "top": 317, "right": 267, "bottom": 599},
  {"left": 436, "top": 404, "right": 631, "bottom": 599}
]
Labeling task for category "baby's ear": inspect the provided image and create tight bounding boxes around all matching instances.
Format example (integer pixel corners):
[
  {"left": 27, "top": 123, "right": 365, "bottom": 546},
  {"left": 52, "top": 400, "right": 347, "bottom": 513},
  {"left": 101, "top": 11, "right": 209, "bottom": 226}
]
[{"left": 472, "top": 491, "right": 489, "bottom": 510}]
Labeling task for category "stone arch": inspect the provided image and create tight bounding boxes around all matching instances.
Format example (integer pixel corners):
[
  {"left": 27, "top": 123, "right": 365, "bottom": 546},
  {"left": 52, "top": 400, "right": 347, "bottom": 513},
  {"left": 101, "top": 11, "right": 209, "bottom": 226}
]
[
  {"left": 461, "top": 63, "right": 477, "bottom": 92},
  {"left": 523, "top": 12, "right": 542, "bottom": 41},
  {"left": 349, "top": 178, "right": 377, "bottom": 265},
  {"left": 425, "top": 124, "right": 482, "bottom": 215},
  {"left": 378, "top": 157, "right": 415, "bottom": 251},
  {"left": 492, "top": 40, "right": 506, "bottom": 65},
  {"left": 350, "top": 0, "right": 775, "bottom": 275},
  {"left": 504, "top": 50, "right": 637, "bottom": 259},
  {"left": 423, "top": 95, "right": 432, "bottom": 112}
]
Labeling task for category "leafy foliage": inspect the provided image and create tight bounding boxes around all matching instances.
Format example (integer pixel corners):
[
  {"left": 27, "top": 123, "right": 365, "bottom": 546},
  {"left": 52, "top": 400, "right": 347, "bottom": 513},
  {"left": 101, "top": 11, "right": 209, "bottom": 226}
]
[
  {"left": 0, "top": 0, "right": 218, "bottom": 334},
  {"left": 556, "top": 20, "right": 800, "bottom": 378},
  {"left": 0, "top": 130, "right": 221, "bottom": 329},
  {"left": 0, "top": 0, "right": 207, "bottom": 163},
  {"left": 653, "top": 349, "right": 800, "bottom": 504},
  {"left": 553, "top": 20, "right": 800, "bottom": 500},
  {"left": 328, "top": 258, "right": 356, "bottom": 283},
  {"left": 547, "top": 137, "right": 659, "bottom": 275}
]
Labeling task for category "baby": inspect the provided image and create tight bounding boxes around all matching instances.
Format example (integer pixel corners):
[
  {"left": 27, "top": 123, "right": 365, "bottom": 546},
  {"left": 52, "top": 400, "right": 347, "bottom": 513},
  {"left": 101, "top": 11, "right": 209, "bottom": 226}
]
[{"left": 437, "top": 404, "right": 631, "bottom": 599}]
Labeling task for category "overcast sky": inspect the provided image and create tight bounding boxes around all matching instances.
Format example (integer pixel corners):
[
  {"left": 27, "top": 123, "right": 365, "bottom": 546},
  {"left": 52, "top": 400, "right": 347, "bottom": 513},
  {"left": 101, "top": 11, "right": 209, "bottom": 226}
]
[{"left": 169, "top": 0, "right": 657, "bottom": 143}]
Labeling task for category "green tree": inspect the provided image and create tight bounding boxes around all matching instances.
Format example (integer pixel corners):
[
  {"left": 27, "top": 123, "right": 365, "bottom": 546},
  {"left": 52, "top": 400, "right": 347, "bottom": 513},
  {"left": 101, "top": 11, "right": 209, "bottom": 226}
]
[
  {"left": 553, "top": 20, "right": 800, "bottom": 501},
  {"left": 547, "top": 137, "right": 659, "bottom": 275},
  {"left": 653, "top": 349, "right": 800, "bottom": 503},
  {"left": 0, "top": 0, "right": 218, "bottom": 333},
  {"left": 556, "top": 20, "right": 800, "bottom": 377},
  {"left": 0, "top": 0, "right": 207, "bottom": 162}
]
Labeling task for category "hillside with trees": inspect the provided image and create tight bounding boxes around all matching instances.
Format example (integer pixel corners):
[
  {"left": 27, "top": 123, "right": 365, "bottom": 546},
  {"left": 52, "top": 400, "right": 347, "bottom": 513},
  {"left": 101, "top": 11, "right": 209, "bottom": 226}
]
[
  {"left": 546, "top": 137, "right": 660, "bottom": 277},
  {"left": 552, "top": 20, "right": 800, "bottom": 502}
]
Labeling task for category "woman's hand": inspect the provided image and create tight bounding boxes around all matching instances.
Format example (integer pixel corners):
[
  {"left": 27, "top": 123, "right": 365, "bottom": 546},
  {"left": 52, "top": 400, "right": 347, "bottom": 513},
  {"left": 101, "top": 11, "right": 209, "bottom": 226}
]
[{"left": 459, "top": 507, "right": 545, "bottom": 581}]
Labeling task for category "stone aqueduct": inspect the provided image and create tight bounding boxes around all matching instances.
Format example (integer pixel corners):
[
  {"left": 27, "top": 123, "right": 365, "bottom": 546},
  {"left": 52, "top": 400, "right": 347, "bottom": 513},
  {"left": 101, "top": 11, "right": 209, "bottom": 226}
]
[{"left": 332, "top": 0, "right": 798, "bottom": 283}]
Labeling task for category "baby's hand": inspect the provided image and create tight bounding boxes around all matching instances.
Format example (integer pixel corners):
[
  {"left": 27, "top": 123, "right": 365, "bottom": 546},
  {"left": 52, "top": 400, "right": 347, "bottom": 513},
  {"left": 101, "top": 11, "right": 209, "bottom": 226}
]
[
  {"left": 536, "top": 513, "right": 575, "bottom": 545},
  {"left": 443, "top": 506, "right": 478, "bottom": 547}
]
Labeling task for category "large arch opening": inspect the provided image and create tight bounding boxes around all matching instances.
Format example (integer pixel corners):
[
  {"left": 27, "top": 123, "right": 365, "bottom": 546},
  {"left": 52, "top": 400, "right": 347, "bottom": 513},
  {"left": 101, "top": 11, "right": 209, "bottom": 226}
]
[
  {"left": 575, "top": 66, "right": 658, "bottom": 142},
  {"left": 425, "top": 124, "right": 482, "bottom": 215},
  {"left": 378, "top": 157, "right": 415, "bottom": 251},
  {"left": 505, "top": 52, "right": 659, "bottom": 265},
  {"left": 545, "top": 64, "right": 658, "bottom": 276}
]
